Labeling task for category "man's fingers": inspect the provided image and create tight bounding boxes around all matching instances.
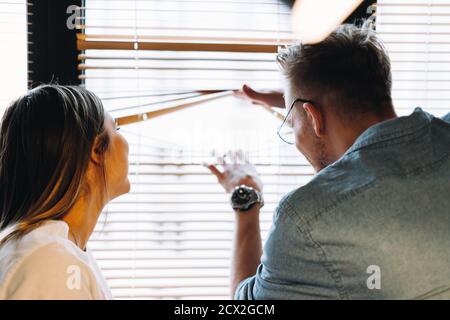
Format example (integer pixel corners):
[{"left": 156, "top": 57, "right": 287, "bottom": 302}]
[
  {"left": 232, "top": 90, "right": 244, "bottom": 98},
  {"left": 234, "top": 87, "right": 255, "bottom": 101},
  {"left": 206, "top": 164, "right": 224, "bottom": 181},
  {"left": 228, "top": 150, "right": 237, "bottom": 164},
  {"left": 217, "top": 155, "right": 226, "bottom": 165},
  {"left": 237, "top": 150, "right": 249, "bottom": 164},
  {"left": 242, "top": 84, "right": 260, "bottom": 100},
  {"left": 235, "top": 150, "right": 243, "bottom": 164}
]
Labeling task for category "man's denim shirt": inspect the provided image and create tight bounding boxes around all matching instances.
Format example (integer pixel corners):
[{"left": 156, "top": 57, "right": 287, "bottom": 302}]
[{"left": 236, "top": 108, "right": 450, "bottom": 300}]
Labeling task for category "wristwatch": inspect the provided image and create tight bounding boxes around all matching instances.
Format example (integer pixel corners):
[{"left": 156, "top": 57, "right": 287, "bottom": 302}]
[{"left": 230, "top": 185, "right": 264, "bottom": 212}]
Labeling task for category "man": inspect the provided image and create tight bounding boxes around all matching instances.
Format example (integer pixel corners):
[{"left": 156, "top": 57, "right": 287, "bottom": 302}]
[{"left": 207, "top": 24, "right": 450, "bottom": 299}]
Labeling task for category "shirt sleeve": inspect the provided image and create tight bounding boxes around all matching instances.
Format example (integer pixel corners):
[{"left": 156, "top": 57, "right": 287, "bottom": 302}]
[
  {"left": 234, "top": 199, "right": 341, "bottom": 300},
  {"left": 5, "top": 243, "right": 101, "bottom": 300}
]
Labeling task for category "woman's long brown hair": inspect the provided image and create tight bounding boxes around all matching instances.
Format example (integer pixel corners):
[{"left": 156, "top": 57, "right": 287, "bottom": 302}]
[{"left": 0, "top": 85, "right": 109, "bottom": 246}]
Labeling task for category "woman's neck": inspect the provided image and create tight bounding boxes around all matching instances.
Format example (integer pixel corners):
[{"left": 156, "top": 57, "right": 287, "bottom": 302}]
[{"left": 63, "top": 195, "right": 105, "bottom": 250}]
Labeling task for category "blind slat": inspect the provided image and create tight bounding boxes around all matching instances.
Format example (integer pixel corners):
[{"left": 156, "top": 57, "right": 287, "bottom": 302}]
[{"left": 77, "top": 39, "right": 282, "bottom": 53}]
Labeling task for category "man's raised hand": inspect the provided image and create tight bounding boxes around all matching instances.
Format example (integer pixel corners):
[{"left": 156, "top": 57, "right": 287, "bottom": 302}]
[{"left": 233, "top": 84, "right": 285, "bottom": 109}]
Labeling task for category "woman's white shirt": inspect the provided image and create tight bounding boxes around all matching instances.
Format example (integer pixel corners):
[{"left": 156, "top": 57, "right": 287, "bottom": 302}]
[{"left": 0, "top": 220, "right": 112, "bottom": 300}]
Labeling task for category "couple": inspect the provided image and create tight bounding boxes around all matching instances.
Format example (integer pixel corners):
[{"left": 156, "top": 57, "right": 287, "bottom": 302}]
[{"left": 1, "top": 24, "right": 450, "bottom": 300}]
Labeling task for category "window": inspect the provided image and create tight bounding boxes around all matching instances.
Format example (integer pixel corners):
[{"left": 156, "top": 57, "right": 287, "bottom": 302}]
[
  {"left": 377, "top": 0, "right": 450, "bottom": 117},
  {"left": 79, "top": 0, "right": 448, "bottom": 300},
  {"left": 80, "top": 0, "right": 306, "bottom": 299},
  {"left": 0, "top": 0, "right": 27, "bottom": 116}
]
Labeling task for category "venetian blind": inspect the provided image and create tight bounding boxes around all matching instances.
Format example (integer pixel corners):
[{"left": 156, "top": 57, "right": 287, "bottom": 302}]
[
  {"left": 79, "top": 0, "right": 450, "bottom": 300},
  {"left": 79, "top": 0, "right": 308, "bottom": 300},
  {"left": 0, "top": 0, "right": 27, "bottom": 116},
  {"left": 377, "top": 0, "right": 450, "bottom": 117}
]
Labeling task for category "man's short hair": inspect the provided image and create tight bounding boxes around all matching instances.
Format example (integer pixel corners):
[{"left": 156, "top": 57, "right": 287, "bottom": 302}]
[{"left": 277, "top": 23, "right": 393, "bottom": 117}]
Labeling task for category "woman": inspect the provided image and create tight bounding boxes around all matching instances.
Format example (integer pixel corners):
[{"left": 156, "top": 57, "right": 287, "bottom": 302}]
[{"left": 0, "top": 85, "right": 130, "bottom": 299}]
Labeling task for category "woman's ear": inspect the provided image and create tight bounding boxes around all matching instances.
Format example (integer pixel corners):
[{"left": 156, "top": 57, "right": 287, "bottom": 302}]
[
  {"left": 303, "top": 102, "right": 325, "bottom": 137},
  {"left": 90, "top": 136, "right": 104, "bottom": 165}
]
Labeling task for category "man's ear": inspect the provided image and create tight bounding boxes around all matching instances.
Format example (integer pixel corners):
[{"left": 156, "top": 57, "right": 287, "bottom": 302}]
[
  {"left": 302, "top": 102, "right": 325, "bottom": 137},
  {"left": 90, "top": 136, "right": 104, "bottom": 165}
]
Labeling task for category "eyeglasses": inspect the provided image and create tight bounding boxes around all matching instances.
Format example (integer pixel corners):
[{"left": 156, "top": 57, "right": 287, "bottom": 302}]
[{"left": 277, "top": 97, "right": 314, "bottom": 145}]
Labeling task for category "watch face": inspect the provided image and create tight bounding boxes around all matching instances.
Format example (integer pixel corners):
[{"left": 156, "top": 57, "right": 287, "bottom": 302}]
[{"left": 232, "top": 187, "right": 251, "bottom": 205}]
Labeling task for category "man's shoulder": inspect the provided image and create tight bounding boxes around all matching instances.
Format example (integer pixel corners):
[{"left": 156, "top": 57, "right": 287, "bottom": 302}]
[
  {"left": 442, "top": 112, "right": 450, "bottom": 123},
  {"left": 280, "top": 153, "right": 376, "bottom": 226}
]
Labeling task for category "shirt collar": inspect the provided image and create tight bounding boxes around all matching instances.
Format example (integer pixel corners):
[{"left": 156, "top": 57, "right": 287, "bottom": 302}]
[{"left": 345, "top": 107, "right": 433, "bottom": 155}]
